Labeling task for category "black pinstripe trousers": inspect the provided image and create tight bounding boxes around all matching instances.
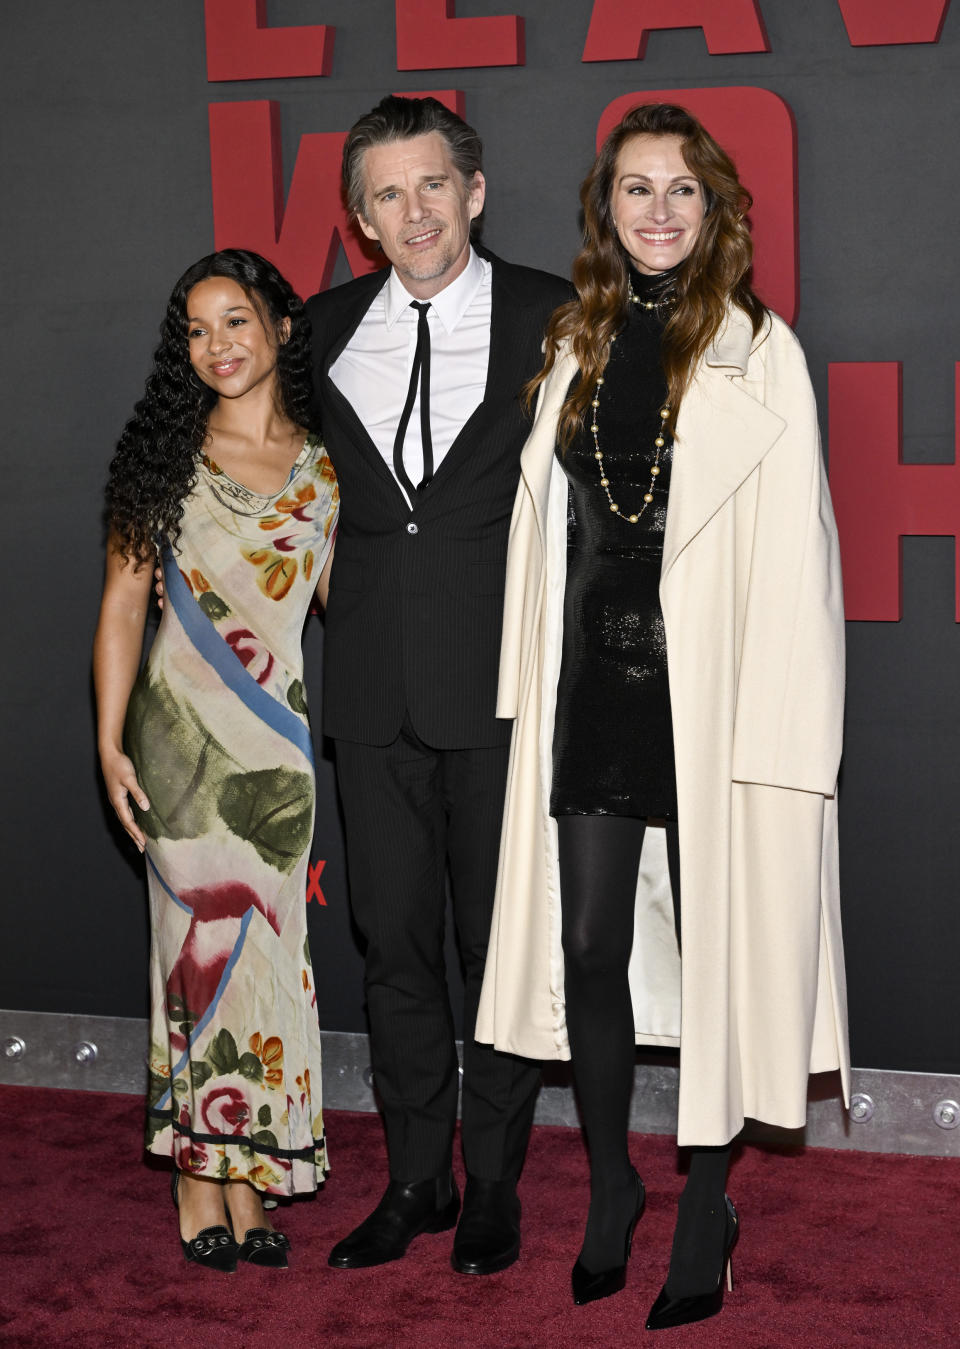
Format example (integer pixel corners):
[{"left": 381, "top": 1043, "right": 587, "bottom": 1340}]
[{"left": 334, "top": 719, "right": 542, "bottom": 1183}]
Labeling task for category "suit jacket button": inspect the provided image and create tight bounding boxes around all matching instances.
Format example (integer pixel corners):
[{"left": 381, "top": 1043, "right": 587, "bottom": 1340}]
[{"left": 406, "top": 522, "right": 419, "bottom": 535}]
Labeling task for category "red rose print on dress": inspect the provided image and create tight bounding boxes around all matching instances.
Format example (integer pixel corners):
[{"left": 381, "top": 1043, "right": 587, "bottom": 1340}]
[{"left": 201, "top": 1085, "right": 251, "bottom": 1137}]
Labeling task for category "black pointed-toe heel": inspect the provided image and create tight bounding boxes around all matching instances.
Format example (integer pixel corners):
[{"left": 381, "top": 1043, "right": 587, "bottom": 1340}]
[
  {"left": 171, "top": 1168, "right": 239, "bottom": 1273},
  {"left": 236, "top": 1227, "right": 291, "bottom": 1268},
  {"left": 645, "top": 1195, "right": 738, "bottom": 1331},
  {"left": 571, "top": 1170, "right": 646, "bottom": 1306}
]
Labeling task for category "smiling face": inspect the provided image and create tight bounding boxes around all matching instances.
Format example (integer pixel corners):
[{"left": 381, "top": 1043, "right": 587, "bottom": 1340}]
[
  {"left": 355, "top": 131, "right": 485, "bottom": 299},
  {"left": 610, "top": 133, "right": 706, "bottom": 275},
  {"left": 185, "top": 276, "right": 287, "bottom": 401}
]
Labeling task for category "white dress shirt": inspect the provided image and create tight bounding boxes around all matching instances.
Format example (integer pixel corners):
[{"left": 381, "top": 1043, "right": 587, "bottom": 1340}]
[{"left": 329, "top": 247, "right": 493, "bottom": 506}]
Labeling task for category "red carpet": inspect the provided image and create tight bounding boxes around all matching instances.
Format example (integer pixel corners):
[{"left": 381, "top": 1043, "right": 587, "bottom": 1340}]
[{"left": 3, "top": 1084, "right": 958, "bottom": 1347}]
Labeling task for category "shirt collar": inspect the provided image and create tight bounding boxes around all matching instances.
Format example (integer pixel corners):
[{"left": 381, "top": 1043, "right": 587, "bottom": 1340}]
[{"left": 383, "top": 247, "right": 489, "bottom": 333}]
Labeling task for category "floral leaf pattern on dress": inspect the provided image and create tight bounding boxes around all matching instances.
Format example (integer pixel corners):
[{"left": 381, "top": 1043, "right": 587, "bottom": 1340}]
[
  {"left": 125, "top": 667, "right": 235, "bottom": 842},
  {"left": 217, "top": 767, "right": 314, "bottom": 874},
  {"left": 286, "top": 680, "right": 308, "bottom": 715},
  {"left": 150, "top": 1026, "right": 317, "bottom": 1190},
  {"left": 274, "top": 483, "right": 317, "bottom": 521},
  {"left": 249, "top": 1033, "right": 284, "bottom": 1085},
  {"left": 238, "top": 1051, "right": 264, "bottom": 1083},
  {"left": 190, "top": 1060, "right": 214, "bottom": 1089},
  {"left": 243, "top": 547, "right": 298, "bottom": 601},
  {"left": 148, "top": 1067, "right": 171, "bottom": 1108},
  {"left": 207, "top": 1028, "right": 240, "bottom": 1076},
  {"left": 198, "top": 590, "right": 231, "bottom": 621}
]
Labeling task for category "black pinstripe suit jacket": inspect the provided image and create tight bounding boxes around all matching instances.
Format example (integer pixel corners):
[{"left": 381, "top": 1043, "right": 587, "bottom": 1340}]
[{"left": 306, "top": 250, "right": 571, "bottom": 749}]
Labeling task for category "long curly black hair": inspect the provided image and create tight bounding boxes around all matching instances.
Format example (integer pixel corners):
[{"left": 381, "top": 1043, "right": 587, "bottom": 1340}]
[{"left": 105, "top": 249, "right": 317, "bottom": 563}]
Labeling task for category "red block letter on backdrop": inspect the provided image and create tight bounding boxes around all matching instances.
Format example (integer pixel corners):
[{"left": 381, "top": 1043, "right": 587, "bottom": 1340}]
[
  {"left": 399, "top": 90, "right": 466, "bottom": 115},
  {"left": 209, "top": 102, "right": 374, "bottom": 297},
  {"left": 835, "top": 0, "right": 950, "bottom": 46},
  {"left": 396, "top": 0, "right": 524, "bottom": 69},
  {"left": 583, "top": 0, "right": 768, "bottom": 60},
  {"left": 828, "top": 363, "right": 960, "bottom": 621},
  {"left": 205, "top": 0, "right": 334, "bottom": 81},
  {"left": 597, "top": 89, "right": 796, "bottom": 322}
]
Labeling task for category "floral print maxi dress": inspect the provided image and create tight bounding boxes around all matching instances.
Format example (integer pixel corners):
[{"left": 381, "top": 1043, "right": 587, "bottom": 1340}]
[{"left": 125, "top": 435, "right": 338, "bottom": 1195}]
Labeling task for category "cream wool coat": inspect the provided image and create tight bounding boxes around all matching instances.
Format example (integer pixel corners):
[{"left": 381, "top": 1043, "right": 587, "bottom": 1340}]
[{"left": 475, "top": 307, "right": 851, "bottom": 1147}]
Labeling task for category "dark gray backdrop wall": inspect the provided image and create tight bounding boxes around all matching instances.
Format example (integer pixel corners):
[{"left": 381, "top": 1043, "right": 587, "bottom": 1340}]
[{"left": 2, "top": 1, "right": 958, "bottom": 1075}]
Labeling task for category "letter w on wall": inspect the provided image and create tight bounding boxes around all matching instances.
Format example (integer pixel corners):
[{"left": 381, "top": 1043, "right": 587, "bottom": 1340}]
[
  {"left": 208, "top": 101, "right": 373, "bottom": 297},
  {"left": 829, "top": 363, "right": 960, "bottom": 620}
]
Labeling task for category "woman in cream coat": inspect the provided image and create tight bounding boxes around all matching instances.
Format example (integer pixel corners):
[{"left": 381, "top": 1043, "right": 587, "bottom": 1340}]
[{"left": 476, "top": 105, "right": 849, "bottom": 1327}]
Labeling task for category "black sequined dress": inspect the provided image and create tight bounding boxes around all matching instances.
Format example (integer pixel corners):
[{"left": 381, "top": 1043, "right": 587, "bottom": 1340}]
[{"left": 550, "top": 266, "right": 678, "bottom": 819}]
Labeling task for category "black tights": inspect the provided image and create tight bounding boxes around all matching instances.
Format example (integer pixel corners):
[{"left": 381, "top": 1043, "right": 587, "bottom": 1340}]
[{"left": 557, "top": 814, "right": 730, "bottom": 1287}]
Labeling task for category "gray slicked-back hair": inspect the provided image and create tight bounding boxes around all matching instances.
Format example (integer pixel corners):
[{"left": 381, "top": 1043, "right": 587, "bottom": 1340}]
[{"left": 342, "top": 95, "right": 484, "bottom": 222}]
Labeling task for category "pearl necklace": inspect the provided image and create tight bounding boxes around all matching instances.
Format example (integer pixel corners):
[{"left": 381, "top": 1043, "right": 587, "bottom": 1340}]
[
  {"left": 628, "top": 281, "right": 675, "bottom": 313},
  {"left": 590, "top": 334, "right": 670, "bottom": 525}
]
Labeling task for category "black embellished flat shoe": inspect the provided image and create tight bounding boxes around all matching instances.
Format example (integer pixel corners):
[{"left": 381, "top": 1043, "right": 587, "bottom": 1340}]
[
  {"left": 181, "top": 1225, "right": 240, "bottom": 1272},
  {"left": 236, "top": 1227, "right": 291, "bottom": 1268},
  {"left": 645, "top": 1195, "right": 739, "bottom": 1331},
  {"left": 171, "top": 1167, "right": 238, "bottom": 1273},
  {"left": 571, "top": 1170, "right": 646, "bottom": 1306}
]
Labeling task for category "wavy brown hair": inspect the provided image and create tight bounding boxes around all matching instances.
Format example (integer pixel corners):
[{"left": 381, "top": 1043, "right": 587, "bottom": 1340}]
[{"left": 531, "top": 104, "right": 766, "bottom": 446}]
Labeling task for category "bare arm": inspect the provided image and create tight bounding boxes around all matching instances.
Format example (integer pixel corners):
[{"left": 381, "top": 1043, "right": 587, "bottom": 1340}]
[
  {"left": 314, "top": 538, "right": 335, "bottom": 610},
  {"left": 93, "top": 536, "right": 154, "bottom": 851}
]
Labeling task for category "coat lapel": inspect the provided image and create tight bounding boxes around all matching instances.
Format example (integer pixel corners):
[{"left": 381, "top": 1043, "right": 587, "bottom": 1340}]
[
  {"left": 519, "top": 350, "right": 579, "bottom": 547},
  {"left": 661, "top": 310, "right": 785, "bottom": 583}
]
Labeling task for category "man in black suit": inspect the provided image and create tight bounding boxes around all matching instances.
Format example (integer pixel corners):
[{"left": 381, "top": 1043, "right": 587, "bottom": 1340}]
[{"left": 305, "top": 96, "right": 570, "bottom": 1276}]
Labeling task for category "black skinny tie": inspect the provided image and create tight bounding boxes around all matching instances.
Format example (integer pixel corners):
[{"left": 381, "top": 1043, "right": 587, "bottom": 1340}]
[{"left": 392, "top": 300, "right": 433, "bottom": 500}]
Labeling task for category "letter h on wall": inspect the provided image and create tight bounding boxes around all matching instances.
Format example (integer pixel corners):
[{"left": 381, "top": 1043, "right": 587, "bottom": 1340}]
[{"left": 829, "top": 363, "right": 960, "bottom": 621}]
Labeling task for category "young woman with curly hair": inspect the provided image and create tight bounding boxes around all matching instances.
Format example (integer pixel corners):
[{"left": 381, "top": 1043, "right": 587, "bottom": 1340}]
[
  {"left": 477, "top": 105, "right": 849, "bottom": 1326},
  {"left": 94, "top": 249, "right": 338, "bottom": 1271}
]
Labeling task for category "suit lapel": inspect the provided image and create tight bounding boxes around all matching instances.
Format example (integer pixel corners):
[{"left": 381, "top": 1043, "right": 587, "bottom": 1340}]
[
  {"left": 419, "top": 258, "right": 535, "bottom": 496},
  {"left": 320, "top": 268, "right": 390, "bottom": 374},
  {"left": 325, "top": 379, "right": 408, "bottom": 500},
  {"left": 320, "top": 269, "right": 409, "bottom": 508},
  {"left": 661, "top": 311, "right": 785, "bottom": 582}
]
